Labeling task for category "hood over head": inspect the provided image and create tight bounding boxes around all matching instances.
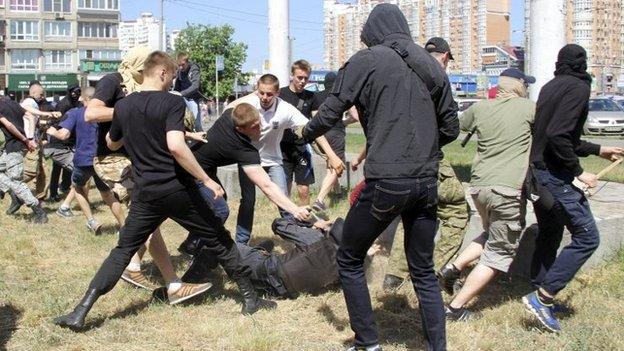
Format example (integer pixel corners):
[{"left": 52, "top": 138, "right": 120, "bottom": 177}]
[
  {"left": 360, "top": 3, "right": 411, "bottom": 47},
  {"left": 554, "top": 44, "right": 592, "bottom": 85}
]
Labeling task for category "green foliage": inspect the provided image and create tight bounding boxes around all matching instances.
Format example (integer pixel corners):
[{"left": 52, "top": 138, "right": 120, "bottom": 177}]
[{"left": 174, "top": 24, "right": 249, "bottom": 100}]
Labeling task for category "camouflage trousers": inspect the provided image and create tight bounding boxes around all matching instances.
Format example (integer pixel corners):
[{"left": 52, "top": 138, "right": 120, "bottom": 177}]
[
  {"left": 385, "top": 158, "right": 469, "bottom": 277},
  {"left": 0, "top": 151, "right": 39, "bottom": 207},
  {"left": 93, "top": 154, "right": 134, "bottom": 203}
]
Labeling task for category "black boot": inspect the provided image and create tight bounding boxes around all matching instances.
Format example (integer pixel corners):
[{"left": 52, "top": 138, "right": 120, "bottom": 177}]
[
  {"left": 0, "top": 189, "right": 5, "bottom": 199},
  {"left": 181, "top": 247, "right": 219, "bottom": 284},
  {"left": 437, "top": 264, "right": 461, "bottom": 295},
  {"left": 6, "top": 192, "right": 23, "bottom": 215},
  {"left": 236, "top": 277, "right": 277, "bottom": 315},
  {"left": 178, "top": 233, "right": 203, "bottom": 256},
  {"left": 31, "top": 204, "right": 48, "bottom": 224},
  {"left": 53, "top": 289, "right": 100, "bottom": 330}
]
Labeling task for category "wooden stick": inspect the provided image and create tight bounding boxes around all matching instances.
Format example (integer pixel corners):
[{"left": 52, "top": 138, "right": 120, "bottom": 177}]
[{"left": 596, "top": 158, "right": 623, "bottom": 179}]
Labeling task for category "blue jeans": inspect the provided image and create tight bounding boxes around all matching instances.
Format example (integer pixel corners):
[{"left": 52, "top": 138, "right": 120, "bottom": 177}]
[
  {"left": 72, "top": 166, "right": 110, "bottom": 192},
  {"left": 196, "top": 181, "right": 230, "bottom": 224},
  {"left": 185, "top": 98, "right": 202, "bottom": 132},
  {"left": 530, "top": 167, "right": 600, "bottom": 296},
  {"left": 340, "top": 177, "right": 445, "bottom": 350},
  {"left": 236, "top": 164, "right": 289, "bottom": 244}
]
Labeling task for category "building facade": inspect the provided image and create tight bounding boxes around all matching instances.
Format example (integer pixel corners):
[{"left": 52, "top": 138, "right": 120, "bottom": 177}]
[
  {"left": 0, "top": 0, "right": 121, "bottom": 96},
  {"left": 323, "top": 0, "right": 511, "bottom": 74},
  {"left": 119, "top": 12, "right": 165, "bottom": 53},
  {"left": 525, "top": 0, "right": 624, "bottom": 93}
]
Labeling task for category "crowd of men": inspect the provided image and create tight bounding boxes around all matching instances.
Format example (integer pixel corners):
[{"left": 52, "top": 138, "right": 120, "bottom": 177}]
[{"left": 0, "top": 3, "right": 620, "bottom": 351}]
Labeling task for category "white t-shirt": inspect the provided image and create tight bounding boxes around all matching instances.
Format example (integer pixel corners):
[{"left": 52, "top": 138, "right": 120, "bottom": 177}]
[
  {"left": 20, "top": 98, "right": 40, "bottom": 139},
  {"left": 237, "top": 93, "right": 309, "bottom": 167}
]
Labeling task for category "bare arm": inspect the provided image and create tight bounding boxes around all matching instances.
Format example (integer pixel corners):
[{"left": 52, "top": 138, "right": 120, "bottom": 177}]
[
  {"left": 314, "top": 135, "right": 345, "bottom": 175},
  {"left": 21, "top": 105, "right": 59, "bottom": 118},
  {"left": 243, "top": 165, "right": 309, "bottom": 221},
  {"left": 166, "top": 130, "right": 224, "bottom": 198},
  {"left": 46, "top": 126, "right": 71, "bottom": 141},
  {"left": 0, "top": 117, "right": 37, "bottom": 152},
  {"left": 105, "top": 132, "right": 124, "bottom": 151},
  {"left": 85, "top": 98, "right": 114, "bottom": 123}
]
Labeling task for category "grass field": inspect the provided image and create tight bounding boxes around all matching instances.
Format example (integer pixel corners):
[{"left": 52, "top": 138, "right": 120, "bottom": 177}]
[{"left": 2, "top": 136, "right": 624, "bottom": 350}]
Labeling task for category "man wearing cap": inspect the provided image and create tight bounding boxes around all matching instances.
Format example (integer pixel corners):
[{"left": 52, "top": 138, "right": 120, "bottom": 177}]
[
  {"left": 383, "top": 37, "right": 469, "bottom": 290},
  {"left": 438, "top": 68, "right": 536, "bottom": 321}
]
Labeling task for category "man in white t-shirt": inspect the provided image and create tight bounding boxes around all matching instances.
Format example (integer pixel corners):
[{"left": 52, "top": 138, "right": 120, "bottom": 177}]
[{"left": 230, "top": 74, "right": 344, "bottom": 244}]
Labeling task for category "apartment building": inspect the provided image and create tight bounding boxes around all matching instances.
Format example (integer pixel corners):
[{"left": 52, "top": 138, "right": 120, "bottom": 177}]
[
  {"left": 525, "top": 0, "right": 624, "bottom": 93},
  {"left": 0, "top": 0, "right": 121, "bottom": 97},
  {"left": 323, "top": 0, "right": 511, "bottom": 74},
  {"left": 119, "top": 12, "right": 165, "bottom": 52}
]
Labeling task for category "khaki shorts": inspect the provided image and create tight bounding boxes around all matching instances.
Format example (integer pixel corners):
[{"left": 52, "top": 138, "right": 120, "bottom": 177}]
[{"left": 93, "top": 154, "right": 133, "bottom": 203}]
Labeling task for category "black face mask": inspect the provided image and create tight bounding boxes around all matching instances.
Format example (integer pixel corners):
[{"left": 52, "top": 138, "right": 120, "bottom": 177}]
[{"left": 554, "top": 44, "right": 592, "bottom": 85}]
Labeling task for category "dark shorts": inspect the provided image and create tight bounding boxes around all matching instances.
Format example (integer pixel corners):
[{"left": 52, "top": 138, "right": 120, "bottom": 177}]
[
  {"left": 72, "top": 165, "right": 110, "bottom": 192},
  {"left": 282, "top": 143, "right": 315, "bottom": 185},
  {"left": 325, "top": 129, "right": 346, "bottom": 163}
]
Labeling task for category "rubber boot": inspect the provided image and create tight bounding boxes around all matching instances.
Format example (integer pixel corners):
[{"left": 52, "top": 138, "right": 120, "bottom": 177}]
[
  {"left": 53, "top": 289, "right": 100, "bottom": 331},
  {"left": 6, "top": 191, "right": 23, "bottom": 215},
  {"left": 236, "top": 277, "right": 277, "bottom": 315},
  {"left": 31, "top": 204, "right": 48, "bottom": 224}
]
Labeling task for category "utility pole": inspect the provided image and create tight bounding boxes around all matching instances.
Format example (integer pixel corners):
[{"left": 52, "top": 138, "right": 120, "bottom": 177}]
[{"left": 159, "top": 0, "right": 164, "bottom": 50}]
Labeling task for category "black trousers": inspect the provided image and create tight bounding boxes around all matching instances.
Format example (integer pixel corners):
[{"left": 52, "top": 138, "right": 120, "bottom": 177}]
[{"left": 88, "top": 187, "right": 250, "bottom": 294}]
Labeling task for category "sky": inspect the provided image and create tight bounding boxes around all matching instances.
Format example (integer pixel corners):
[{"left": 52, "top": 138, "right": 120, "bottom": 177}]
[{"left": 121, "top": 0, "right": 526, "bottom": 72}]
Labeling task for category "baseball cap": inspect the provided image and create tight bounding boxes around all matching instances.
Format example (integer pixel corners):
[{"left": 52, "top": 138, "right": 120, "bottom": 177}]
[
  {"left": 500, "top": 68, "right": 536, "bottom": 84},
  {"left": 425, "top": 37, "right": 454, "bottom": 60}
]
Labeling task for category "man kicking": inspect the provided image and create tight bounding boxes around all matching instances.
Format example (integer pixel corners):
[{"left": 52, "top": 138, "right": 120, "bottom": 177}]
[{"left": 54, "top": 51, "right": 276, "bottom": 331}]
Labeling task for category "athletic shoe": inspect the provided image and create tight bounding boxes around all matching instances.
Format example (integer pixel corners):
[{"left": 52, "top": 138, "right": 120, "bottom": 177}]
[
  {"left": 120, "top": 269, "right": 160, "bottom": 290},
  {"left": 168, "top": 282, "right": 213, "bottom": 305},
  {"left": 437, "top": 264, "right": 461, "bottom": 295},
  {"left": 86, "top": 219, "right": 102, "bottom": 235},
  {"left": 346, "top": 344, "right": 383, "bottom": 351},
  {"left": 522, "top": 291, "right": 561, "bottom": 333},
  {"left": 445, "top": 306, "right": 483, "bottom": 321},
  {"left": 56, "top": 206, "right": 74, "bottom": 218}
]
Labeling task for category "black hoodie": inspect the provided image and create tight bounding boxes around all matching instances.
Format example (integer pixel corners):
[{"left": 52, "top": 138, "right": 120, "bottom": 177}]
[{"left": 303, "top": 3, "right": 458, "bottom": 179}]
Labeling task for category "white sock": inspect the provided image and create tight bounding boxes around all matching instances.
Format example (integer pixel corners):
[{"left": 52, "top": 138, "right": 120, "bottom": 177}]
[
  {"left": 126, "top": 262, "right": 141, "bottom": 272},
  {"left": 167, "top": 278, "right": 182, "bottom": 294}
]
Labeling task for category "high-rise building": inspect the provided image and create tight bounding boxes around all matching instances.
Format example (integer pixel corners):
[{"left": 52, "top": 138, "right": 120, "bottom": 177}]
[
  {"left": 525, "top": 0, "right": 624, "bottom": 93},
  {"left": 119, "top": 12, "right": 165, "bottom": 53},
  {"left": 0, "top": 0, "right": 122, "bottom": 96},
  {"left": 323, "top": 0, "right": 511, "bottom": 74}
]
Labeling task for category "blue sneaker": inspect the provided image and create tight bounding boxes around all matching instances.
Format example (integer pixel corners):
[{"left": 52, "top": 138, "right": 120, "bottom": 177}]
[{"left": 522, "top": 291, "right": 561, "bottom": 333}]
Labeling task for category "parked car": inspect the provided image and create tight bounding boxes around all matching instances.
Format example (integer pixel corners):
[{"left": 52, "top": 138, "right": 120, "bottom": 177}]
[{"left": 583, "top": 98, "right": 624, "bottom": 135}]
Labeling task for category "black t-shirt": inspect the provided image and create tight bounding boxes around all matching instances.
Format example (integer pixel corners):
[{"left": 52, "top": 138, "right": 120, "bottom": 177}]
[
  {"left": 93, "top": 72, "right": 126, "bottom": 157},
  {"left": 48, "top": 100, "right": 80, "bottom": 148},
  {"left": 279, "top": 87, "right": 315, "bottom": 146},
  {"left": 311, "top": 90, "right": 345, "bottom": 136},
  {"left": 192, "top": 109, "right": 260, "bottom": 180},
  {"left": 109, "top": 91, "right": 192, "bottom": 202},
  {"left": 0, "top": 97, "right": 27, "bottom": 153}
]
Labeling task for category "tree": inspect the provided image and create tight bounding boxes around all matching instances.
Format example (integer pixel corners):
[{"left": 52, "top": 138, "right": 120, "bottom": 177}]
[{"left": 174, "top": 24, "right": 248, "bottom": 100}]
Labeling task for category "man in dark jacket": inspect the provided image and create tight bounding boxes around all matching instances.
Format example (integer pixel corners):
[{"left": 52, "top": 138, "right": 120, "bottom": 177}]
[
  {"left": 301, "top": 4, "right": 458, "bottom": 351},
  {"left": 523, "top": 44, "right": 623, "bottom": 333},
  {"left": 174, "top": 52, "right": 203, "bottom": 131}
]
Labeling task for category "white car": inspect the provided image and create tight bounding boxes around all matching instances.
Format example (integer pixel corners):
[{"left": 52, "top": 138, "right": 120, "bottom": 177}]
[{"left": 583, "top": 98, "right": 624, "bottom": 135}]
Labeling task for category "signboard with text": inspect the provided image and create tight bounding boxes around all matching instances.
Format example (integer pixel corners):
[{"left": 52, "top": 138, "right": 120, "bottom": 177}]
[
  {"left": 8, "top": 74, "right": 78, "bottom": 92},
  {"left": 80, "top": 60, "right": 121, "bottom": 73}
]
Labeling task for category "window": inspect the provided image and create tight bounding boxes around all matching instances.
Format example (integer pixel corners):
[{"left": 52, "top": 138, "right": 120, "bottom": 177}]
[
  {"left": 10, "top": 20, "right": 39, "bottom": 41},
  {"left": 10, "top": 0, "right": 38, "bottom": 11},
  {"left": 78, "top": 22, "right": 117, "bottom": 38},
  {"left": 43, "top": 0, "right": 70, "bottom": 12},
  {"left": 44, "top": 21, "right": 71, "bottom": 39},
  {"left": 79, "top": 49, "right": 121, "bottom": 60},
  {"left": 78, "top": 0, "right": 117, "bottom": 10},
  {"left": 0, "top": 0, "right": 5, "bottom": 7},
  {"left": 44, "top": 50, "right": 72, "bottom": 70},
  {"left": 11, "top": 49, "right": 40, "bottom": 70}
]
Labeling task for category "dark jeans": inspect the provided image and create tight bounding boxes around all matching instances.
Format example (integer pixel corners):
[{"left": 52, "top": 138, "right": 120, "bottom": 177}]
[
  {"left": 530, "top": 168, "right": 600, "bottom": 296},
  {"left": 340, "top": 177, "right": 445, "bottom": 350},
  {"left": 49, "top": 163, "right": 72, "bottom": 196},
  {"left": 88, "top": 188, "right": 250, "bottom": 294}
]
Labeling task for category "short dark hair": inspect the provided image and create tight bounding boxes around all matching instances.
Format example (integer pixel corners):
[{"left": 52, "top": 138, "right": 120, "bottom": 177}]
[
  {"left": 232, "top": 103, "right": 259, "bottom": 127},
  {"left": 143, "top": 51, "right": 176, "bottom": 75},
  {"left": 257, "top": 74, "right": 280, "bottom": 91},
  {"left": 291, "top": 59, "right": 311, "bottom": 74}
]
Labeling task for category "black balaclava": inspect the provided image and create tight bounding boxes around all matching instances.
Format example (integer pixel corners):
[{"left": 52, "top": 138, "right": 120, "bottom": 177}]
[
  {"left": 554, "top": 44, "right": 592, "bottom": 85},
  {"left": 324, "top": 72, "right": 337, "bottom": 92}
]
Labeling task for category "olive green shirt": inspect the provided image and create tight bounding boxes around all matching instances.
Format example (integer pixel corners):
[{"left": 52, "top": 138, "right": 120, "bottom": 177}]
[{"left": 460, "top": 97, "right": 535, "bottom": 190}]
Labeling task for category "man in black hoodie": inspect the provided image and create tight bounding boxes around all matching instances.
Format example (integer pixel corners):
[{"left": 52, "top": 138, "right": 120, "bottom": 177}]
[
  {"left": 301, "top": 4, "right": 458, "bottom": 351},
  {"left": 523, "top": 44, "right": 623, "bottom": 333}
]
